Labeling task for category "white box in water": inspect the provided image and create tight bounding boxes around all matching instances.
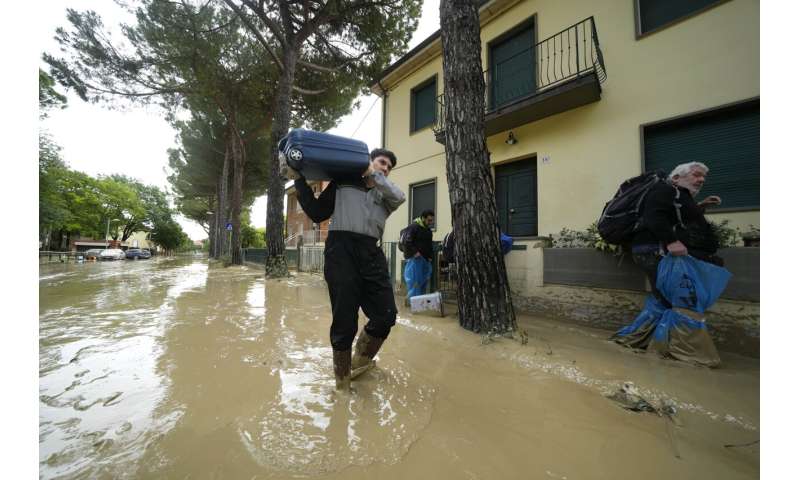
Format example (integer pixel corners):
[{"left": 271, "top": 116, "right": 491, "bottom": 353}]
[{"left": 409, "top": 292, "right": 444, "bottom": 316}]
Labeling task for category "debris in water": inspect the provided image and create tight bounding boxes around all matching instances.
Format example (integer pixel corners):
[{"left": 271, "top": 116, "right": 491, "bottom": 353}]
[
  {"left": 724, "top": 440, "right": 759, "bottom": 449},
  {"left": 607, "top": 382, "right": 657, "bottom": 413},
  {"left": 607, "top": 383, "right": 683, "bottom": 459}
]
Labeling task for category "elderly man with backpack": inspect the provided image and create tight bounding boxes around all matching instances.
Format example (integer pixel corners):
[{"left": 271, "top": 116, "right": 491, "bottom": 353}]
[
  {"left": 600, "top": 161, "right": 729, "bottom": 367},
  {"left": 629, "top": 162, "right": 722, "bottom": 308}
]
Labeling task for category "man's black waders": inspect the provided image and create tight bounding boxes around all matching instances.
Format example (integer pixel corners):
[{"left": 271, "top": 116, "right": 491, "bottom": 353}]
[{"left": 324, "top": 231, "right": 397, "bottom": 351}]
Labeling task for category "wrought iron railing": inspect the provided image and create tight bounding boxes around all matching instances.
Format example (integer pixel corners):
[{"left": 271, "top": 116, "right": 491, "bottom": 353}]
[{"left": 434, "top": 16, "right": 606, "bottom": 135}]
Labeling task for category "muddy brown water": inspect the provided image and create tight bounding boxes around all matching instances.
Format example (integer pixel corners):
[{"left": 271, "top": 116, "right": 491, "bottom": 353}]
[{"left": 39, "top": 258, "right": 759, "bottom": 479}]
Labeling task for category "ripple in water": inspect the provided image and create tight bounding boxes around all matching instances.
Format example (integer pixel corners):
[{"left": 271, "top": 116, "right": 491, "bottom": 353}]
[{"left": 237, "top": 347, "right": 436, "bottom": 475}]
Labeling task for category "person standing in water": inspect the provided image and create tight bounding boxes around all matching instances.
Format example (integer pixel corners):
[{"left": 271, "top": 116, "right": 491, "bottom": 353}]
[{"left": 287, "top": 148, "right": 405, "bottom": 391}]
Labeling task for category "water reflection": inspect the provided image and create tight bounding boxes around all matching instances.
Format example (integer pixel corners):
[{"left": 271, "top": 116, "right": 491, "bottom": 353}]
[{"left": 39, "top": 259, "right": 208, "bottom": 479}]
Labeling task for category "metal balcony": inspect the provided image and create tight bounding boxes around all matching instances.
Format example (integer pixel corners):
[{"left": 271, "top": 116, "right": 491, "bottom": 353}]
[{"left": 434, "top": 16, "right": 607, "bottom": 143}]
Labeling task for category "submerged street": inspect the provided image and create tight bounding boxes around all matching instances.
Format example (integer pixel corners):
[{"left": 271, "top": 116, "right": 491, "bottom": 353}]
[{"left": 39, "top": 258, "right": 759, "bottom": 479}]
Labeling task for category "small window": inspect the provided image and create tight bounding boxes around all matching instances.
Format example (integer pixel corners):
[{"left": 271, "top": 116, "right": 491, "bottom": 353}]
[
  {"left": 410, "top": 76, "right": 437, "bottom": 132},
  {"left": 409, "top": 180, "right": 436, "bottom": 229},
  {"left": 636, "top": 0, "right": 730, "bottom": 37}
]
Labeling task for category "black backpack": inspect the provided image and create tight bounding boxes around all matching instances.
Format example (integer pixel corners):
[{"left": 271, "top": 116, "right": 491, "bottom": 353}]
[
  {"left": 398, "top": 225, "right": 412, "bottom": 254},
  {"left": 441, "top": 231, "right": 456, "bottom": 263},
  {"left": 597, "top": 170, "right": 671, "bottom": 245}
]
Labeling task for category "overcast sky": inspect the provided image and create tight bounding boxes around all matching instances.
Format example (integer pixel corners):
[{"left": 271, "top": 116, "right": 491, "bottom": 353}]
[{"left": 39, "top": 0, "right": 440, "bottom": 240}]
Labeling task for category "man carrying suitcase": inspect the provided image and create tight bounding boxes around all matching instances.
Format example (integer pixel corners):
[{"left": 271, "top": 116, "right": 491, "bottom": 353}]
[{"left": 288, "top": 148, "right": 405, "bottom": 391}]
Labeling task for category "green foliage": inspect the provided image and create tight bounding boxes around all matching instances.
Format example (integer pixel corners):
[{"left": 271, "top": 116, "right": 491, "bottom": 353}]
[
  {"left": 39, "top": 134, "right": 70, "bottom": 230},
  {"left": 45, "top": 0, "right": 423, "bottom": 260},
  {"left": 241, "top": 224, "right": 266, "bottom": 248},
  {"left": 39, "top": 69, "right": 67, "bottom": 118},
  {"left": 708, "top": 219, "right": 741, "bottom": 248},
  {"left": 150, "top": 217, "right": 190, "bottom": 251},
  {"left": 550, "top": 222, "right": 620, "bottom": 254},
  {"left": 39, "top": 150, "right": 189, "bottom": 245}
]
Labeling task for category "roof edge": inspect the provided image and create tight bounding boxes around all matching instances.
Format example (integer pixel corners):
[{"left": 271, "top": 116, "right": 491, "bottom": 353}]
[{"left": 369, "top": 0, "right": 496, "bottom": 92}]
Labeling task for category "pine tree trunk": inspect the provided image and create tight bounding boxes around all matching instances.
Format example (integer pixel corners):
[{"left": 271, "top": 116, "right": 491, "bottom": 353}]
[
  {"left": 214, "top": 141, "right": 231, "bottom": 260},
  {"left": 440, "top": 0, "right": 517, "bottom": 334},
  {"left": 229, "top": 121, "right": 246, "bottom": 265},
  {"left": 264, "top": 48, "right": 298, "bottom": 277},
  {"left": 207, "top": 196, "right": 216, "bottom": 258}
]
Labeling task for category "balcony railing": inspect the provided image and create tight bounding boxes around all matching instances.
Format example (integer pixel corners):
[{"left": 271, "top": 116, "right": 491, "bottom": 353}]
[{"left": 434, "top": 16, "right": 606, "bottom": 138}]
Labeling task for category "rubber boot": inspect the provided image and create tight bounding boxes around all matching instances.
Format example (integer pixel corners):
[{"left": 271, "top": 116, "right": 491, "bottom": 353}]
[
  {"left": 350, "top": 330, "right": 385, "bottom": 380},
  {"left": 333, "top": 348, "right": 351, "bottom": 391}
]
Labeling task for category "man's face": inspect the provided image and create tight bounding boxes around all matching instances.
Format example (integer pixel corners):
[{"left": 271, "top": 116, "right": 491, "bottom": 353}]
[
  {"left": 672, "top": 167, "right": 706, "bottom": 196},
  {"left": 424, "top": 215, "right": 435, "bottom": 227},
  {"left": 371, "top": 155, "right": 393, "bottom": 177}
]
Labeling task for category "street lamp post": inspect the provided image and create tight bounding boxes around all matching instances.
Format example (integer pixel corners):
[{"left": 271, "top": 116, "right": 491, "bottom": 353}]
[{"left": 206, "top": 211, "right": 215, "bottom": 258}]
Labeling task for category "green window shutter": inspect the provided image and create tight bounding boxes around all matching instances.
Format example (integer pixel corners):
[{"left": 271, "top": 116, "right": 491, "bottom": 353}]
[
  {"left": 644, "top": 101, "right": 759, "bottom": 210},
  {"left": 411, "top": 181, "right": 436, "bottom": 227},
  {"left": 490, "top": 26, "right": 535, "bottom": 109},
  {"left": 639, "top": 0, "right": 726, "bottom": 34},
  {"left": 412, "top": 80, "right": 436, "bottom": 131}
]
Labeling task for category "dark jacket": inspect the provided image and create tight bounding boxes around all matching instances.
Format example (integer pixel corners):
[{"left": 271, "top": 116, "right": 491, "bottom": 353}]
[
  {"left": 404, "top": 218, "right": 433, "bottom": 260},
  {"left": 294, "top": 172, "right": 405, "bottom": 241},
  {"left": 632, "top": 182, "right": 719, "bottom": 261}
]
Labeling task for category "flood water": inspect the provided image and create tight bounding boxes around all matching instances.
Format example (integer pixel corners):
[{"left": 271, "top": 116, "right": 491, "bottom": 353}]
[{"left": 39, "top": 258, "right": 759, "bottom": 479}]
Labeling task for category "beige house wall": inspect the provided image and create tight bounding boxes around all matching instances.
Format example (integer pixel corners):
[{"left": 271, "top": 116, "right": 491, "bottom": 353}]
[
  {"left": 382, "top": 0, "right": 759, "bottom": 234},
  {"left": 380, "top": 0, "right": 759, "bottom": 291},
  {"left": 124, "top": 231, "right": 154, "bottom": 250}
]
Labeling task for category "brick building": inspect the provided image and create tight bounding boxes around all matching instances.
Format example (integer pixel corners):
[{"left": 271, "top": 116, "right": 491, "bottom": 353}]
[{"left": 285, "top": 180, "right": 330, "bottom": 247}]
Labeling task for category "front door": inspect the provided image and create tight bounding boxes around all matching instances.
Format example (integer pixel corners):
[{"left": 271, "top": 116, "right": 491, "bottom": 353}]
[{"left": 495, "top": 159, "right": 537, "bottom": 236}]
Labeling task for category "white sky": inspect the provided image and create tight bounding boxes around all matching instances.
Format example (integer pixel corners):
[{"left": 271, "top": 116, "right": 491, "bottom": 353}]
[{"left": 39, "top": 0, "right": 441, "bottom": 240}]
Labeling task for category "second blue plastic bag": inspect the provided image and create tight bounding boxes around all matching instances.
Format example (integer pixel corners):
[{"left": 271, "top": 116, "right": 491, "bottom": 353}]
[
  {"left": 656, "top": 255, "right": 732, "bottom": 313},
  {"left": 404, "top": 257, "right": 432, "bottom": 298}
]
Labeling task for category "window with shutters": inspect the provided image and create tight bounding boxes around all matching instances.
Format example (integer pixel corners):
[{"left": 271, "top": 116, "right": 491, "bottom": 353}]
[
  {"left": 410, "top": 76, "right": 437, "bottom": 133},
  {"left": 409, "top": 179, "right": 436, "bottom": 229},
  {"left": 488, "top": 22, "right": 535, "bottom": 110},
  {"left": 642, "top": 99, "right": 759, "bottom": 211},
  {"left": 635, "top": 0, "right": 731, "bottom": 37}
]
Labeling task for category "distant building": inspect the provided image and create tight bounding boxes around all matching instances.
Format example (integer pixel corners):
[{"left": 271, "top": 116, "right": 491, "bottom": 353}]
[
  {"left": 69, "top": 231, "right": 155, "bottom": 252},
  {"left": 285, "top": 180, "right": 330, "bottom": 247}
]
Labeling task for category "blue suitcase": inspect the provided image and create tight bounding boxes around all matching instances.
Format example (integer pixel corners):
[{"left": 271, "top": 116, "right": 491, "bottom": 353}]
[{"left": 278, "top": 129, "right": 370, "bottom": 181}]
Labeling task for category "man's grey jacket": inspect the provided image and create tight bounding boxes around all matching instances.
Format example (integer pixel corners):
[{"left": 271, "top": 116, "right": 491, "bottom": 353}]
[{"left": 294, "top": 172, "right": 406, "bottom": 241}]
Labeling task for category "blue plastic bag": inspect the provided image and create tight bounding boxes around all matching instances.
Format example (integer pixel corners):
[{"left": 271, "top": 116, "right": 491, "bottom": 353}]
[
  {"left": 404, "top": 257, "right": 432, "bottom": 298},
  {"left": 656, "top": 255, "right": 732, "bottom": 313},
  {"left": 500, "top": 232, "right": 514, "bottom": 255},
  {"left": 651, "top": 308, "right": 708, "bottom": 344},
  {"left": 613, "top": 295, "right": 667, "bottom": 338}
]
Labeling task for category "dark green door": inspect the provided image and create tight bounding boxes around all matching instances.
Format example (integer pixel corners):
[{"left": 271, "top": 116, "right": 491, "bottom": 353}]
[
  {"left": 490, "top": 26, "right": 535, "bottom": 110},
  {"left": 495, "top": 159, "right": 537, "bottom": 236},
  {"left": 644, "top": 100, "right": 759, "bottom": 210}
]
